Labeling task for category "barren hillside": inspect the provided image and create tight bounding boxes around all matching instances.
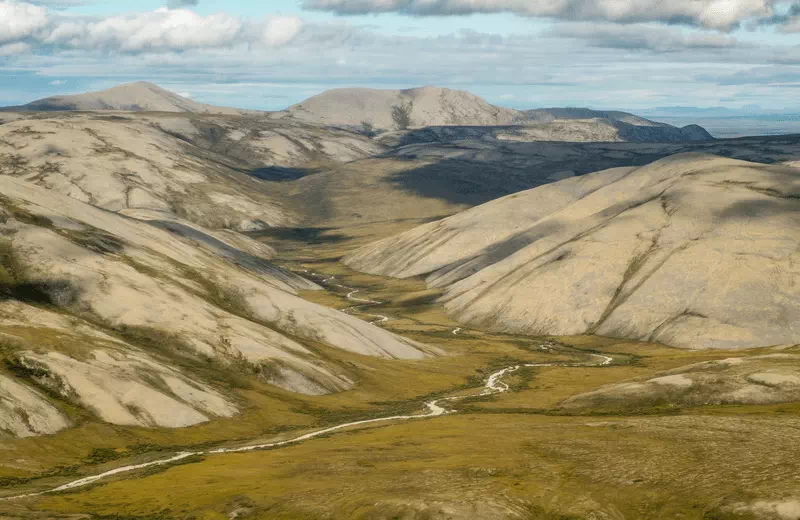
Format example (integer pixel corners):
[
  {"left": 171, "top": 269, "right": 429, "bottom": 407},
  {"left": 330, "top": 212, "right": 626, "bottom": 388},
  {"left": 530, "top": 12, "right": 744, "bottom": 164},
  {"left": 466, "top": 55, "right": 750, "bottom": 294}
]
[
  {"left": 9, "top": 82, "right": 252, "bottom": 115},
  {"left": 0, "top": 175, "right": 437, "bottom": 437},
  {"left": 278, "top": 86, "right": 519, "bottom": 130},
  {"left": 347, "top": 153, "right": 800, "bottom": 349},
  {"left": 0, "top": 111, "right": 384, "bottom": 231},
  {"left": 278, "top": 86, "right": 712, "bottom": 143}
]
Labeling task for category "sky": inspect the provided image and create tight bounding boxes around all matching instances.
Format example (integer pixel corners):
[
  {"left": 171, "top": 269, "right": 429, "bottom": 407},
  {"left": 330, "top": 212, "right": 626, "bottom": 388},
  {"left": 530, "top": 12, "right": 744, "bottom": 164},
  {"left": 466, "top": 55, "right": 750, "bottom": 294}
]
[{"left": 4, "top": 0, "right": 800, "bottom": 111}]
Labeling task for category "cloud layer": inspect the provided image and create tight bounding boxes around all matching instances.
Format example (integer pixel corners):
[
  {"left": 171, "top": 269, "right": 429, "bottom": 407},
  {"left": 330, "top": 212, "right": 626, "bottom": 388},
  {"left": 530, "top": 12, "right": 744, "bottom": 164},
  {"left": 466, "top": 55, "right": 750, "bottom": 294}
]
[
  {"left": 0, "top": 1, "right": 305, "bottom": 53},
  {"left": 550, "top": 22, "right": 741, "bottom": 51},
  {"left": 0, "top": 1, "right": 49, "bottom": 43},
  {"left": 1, "top": 0, "right": 800, "bottom": 111},
  {"left": 302, "top": 0, "right": 782, "bottom": 30}
]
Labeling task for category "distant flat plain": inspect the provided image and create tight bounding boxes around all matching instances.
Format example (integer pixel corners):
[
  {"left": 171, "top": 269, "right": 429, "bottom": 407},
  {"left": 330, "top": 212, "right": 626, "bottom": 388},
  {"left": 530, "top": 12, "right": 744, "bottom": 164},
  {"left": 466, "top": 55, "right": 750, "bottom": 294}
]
[{"left": 653, "top": 115, "right": 800, "bottom": 138}]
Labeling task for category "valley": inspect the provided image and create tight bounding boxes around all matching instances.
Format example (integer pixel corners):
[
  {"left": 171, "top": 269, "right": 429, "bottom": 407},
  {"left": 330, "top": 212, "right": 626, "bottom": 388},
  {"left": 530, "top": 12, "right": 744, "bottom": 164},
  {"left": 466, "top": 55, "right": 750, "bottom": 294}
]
[
  {"left": 0, "top": 83, "right": 799, "bottom": 519},
  {"left": 2, "top": 220, "right": 798, "bottom": 519}
]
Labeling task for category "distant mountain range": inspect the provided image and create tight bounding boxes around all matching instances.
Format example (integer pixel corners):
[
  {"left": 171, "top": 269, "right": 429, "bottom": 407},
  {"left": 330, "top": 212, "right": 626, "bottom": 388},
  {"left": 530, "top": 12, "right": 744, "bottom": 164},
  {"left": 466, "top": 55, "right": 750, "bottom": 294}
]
[
  {"left": 2, "top": 82, "right": 713, "bottom": 143},
  {"left": 277, "top": 86, "right": 712, "bottom": 141}
]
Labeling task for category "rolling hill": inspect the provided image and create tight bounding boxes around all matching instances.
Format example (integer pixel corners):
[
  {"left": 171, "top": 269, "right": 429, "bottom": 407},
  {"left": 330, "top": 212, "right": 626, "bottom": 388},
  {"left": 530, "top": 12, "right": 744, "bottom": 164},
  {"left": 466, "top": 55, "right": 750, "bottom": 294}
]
[
  {"left": 3, "top": 82, "right": 800, "bottom": 520},
  {"left": 278, "top": 86, "right": 713, "bottom": 142},
  {"left": 6, "top": 82, "right": 253, "bottom": 115},
  {"left": 7, "top": 82, "right": 714, "bottom": 144},
  {"left": 277, "top": 85, "right": 519, "bottom": 130},
  {"left": 0, "top": 173, "right": 437, "bottom": 437},
  {"left": 346, "top": 153, "right": 800, "bottom": 350}
]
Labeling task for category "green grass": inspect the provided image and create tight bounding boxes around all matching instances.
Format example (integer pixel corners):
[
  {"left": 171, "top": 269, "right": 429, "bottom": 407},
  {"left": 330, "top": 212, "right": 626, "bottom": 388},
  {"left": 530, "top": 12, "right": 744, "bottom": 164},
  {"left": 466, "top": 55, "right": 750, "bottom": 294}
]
[
  {"left": 519, "top": 505, "right": 585, "bottom": 520},
  {"left": 27, "top": 413, "right": 800, "bottom": 520}
]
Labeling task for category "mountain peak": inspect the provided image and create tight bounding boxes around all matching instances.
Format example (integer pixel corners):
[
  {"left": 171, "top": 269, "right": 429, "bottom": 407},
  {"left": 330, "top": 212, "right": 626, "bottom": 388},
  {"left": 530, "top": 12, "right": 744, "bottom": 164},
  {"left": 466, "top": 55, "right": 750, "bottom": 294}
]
[
  {"left": 284, "top": 86, "right": 518, "bottom": 129},
  {"left": 15, "top": 81, "right": 249, "bottom": 115}
]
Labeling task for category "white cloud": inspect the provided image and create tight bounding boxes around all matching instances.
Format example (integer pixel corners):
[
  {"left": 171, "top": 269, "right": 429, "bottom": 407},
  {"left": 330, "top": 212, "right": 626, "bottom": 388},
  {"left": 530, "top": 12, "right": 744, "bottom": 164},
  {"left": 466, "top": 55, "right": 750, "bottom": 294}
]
[
  {"left": 302, "top": 0, "right": 779, "bottom": 30},
  {"left": 551, "top": 22, "right": 741, "bottom": 51},
  {"left": 166, "top": 0, "right": 198, "bottom": 7},
  {"left": 1, "top": 0, "right": 799, "bottom": 111},
  {"left": 25, "top": 0, "right": 94, "bottom": 6},
  {"left": 262, "top": 16, "right": 303, "bottom": 47},
  {"left": 0, "top": 1, "right": 49, "bottom": 43},
  {"left": 0, "top": 2, "right": 306, "bottom": 53},
  {"left": 54, "top": 8, "right": 244, "bottom": 52},
  {"left": 0, "top": 41, "right": 31, "bottom": 55}
]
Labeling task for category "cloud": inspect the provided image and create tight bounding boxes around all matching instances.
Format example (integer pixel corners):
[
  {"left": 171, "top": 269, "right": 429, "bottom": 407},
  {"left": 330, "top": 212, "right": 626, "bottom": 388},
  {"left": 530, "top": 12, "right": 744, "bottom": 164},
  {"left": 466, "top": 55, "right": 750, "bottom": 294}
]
[
  {"left": 262, "top": 16, "right": 303, "bottom": 46},
  {"left": 24, "top": 0, "right": 96, "bottom": 7},
  {"left": 167, "top": 0, "right": 198, "bottom": 7},
  {"left": 47, "top": 8, "right": 244, "bottom": 52},
  {"left": 0, "top": 2, "right": 310, "bottom": 53},
  {"left": 0, "top": 41, "right": 31, "bottom": 55},
  {"left": 301, "top": 0, "right": 779, "bottom": 30},
  {"left": 0, "top": 1, "right": 49, "bottom": 43},
  {"left": 704, "top": 66, "right": 800, "bottom": 85},
  {"left": 755, "top": 2, "right": 800, "bottom": 27},
  {"left": 550, "top": 22, "right": 740, "bottom": 51},
  {"left": 0, "top": 0, "right": 798, "bottom": 111},
  {"left": 770, "top": 4, "right": 800, "bottom": 32}
]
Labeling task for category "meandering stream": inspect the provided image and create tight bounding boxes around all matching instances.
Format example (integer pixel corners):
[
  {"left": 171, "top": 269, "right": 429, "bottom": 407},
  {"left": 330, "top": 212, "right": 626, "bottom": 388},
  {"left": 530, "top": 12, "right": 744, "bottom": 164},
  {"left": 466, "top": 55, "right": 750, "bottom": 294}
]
[
  {"left": 307, "top": 271, "right": 391, "bottom": 324},
  {"left": 0, "top": 273, "right": 613, "bottom": 502},
  {"left": 0, "top": 350, "right": 612, "bottom": 502}
]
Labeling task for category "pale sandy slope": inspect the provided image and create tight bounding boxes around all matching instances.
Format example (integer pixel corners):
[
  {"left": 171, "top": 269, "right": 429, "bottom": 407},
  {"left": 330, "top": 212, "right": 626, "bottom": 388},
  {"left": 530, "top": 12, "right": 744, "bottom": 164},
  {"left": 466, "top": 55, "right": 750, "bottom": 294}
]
[
  {"left": 346, "top": 153, "right": 800, "bottom": 349},
  {"left": 279, "top": 86, "right": 519, "bottom": 129},
  {"left": 0, "top": 177, "right": 437, "bottom": 437},
  {"left": 12, "top": 82, "right": 252, "bottom": 115},
  {"left": 0, "top": 112, "right": 383, "bottom": 231},
  {"left": 279, "top": 86, "right": 712, "bottom": 142}
]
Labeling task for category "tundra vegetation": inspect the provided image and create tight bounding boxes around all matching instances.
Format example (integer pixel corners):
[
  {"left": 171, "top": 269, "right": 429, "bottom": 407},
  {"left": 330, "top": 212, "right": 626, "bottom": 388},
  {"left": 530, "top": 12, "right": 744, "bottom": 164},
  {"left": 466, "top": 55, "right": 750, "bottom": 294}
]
[
  {"left": 0, "top": 86, "right": 799, "bottom": 519},
  {"left": 0, "top": 220, "right": 796, "bottom": 520}
]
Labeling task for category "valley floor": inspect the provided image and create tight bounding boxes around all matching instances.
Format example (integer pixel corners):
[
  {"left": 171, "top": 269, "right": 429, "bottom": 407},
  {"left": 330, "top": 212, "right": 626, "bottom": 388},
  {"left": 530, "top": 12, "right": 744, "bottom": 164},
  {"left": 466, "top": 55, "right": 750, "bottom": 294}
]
[{"left": 0, "top": 222, "right": 798, "bottom": 520}]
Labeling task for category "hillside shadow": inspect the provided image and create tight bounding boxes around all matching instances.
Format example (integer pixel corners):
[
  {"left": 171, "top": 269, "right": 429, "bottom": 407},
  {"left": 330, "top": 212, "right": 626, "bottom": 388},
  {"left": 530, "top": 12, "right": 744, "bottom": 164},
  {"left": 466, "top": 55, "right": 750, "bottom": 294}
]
[
  {"left": 0, "top": 279, "right": 82, "bottom": 307},
  {"left": 718, "top": 198, "right": 799, "bottom": 220},
  {"left": 251, "top": 227, "right": 348, "bottom": 245},
  {"left": 388, "top": 159, "right": 543, "bottom": 206},
  {"left": 146, "top": 220, "right": 308, "bottom": 284},
  {"left": 248, "top": 166, "right": 317, "bottom": 182},
  {"left": 388, "top": 152, "right": 672, "bottom": 206},
  {"left": 477, "top": 220, "right": 567, "bottom": 267}
]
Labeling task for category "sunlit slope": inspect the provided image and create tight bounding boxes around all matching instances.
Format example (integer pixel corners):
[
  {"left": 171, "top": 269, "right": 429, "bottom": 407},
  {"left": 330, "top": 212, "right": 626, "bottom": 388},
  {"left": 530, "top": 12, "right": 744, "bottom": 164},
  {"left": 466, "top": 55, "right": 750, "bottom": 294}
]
[
  {"left": 279, "top": 86, "right": 713, "bottom": 143},
  {"left": 11, "top": 82, "right": 251, "bottom": 115},
  {"left": 0, "top": 112, "right": 383, "bottom": 231},
  {"left": 279, "top": 86, "right": 519, "bottom": 130},
  {"left": 0, "top": 177, "right": 435, "bottom": 437},
  {"left": 347, "top": 153, "right": 800, "bottom": 349}
]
